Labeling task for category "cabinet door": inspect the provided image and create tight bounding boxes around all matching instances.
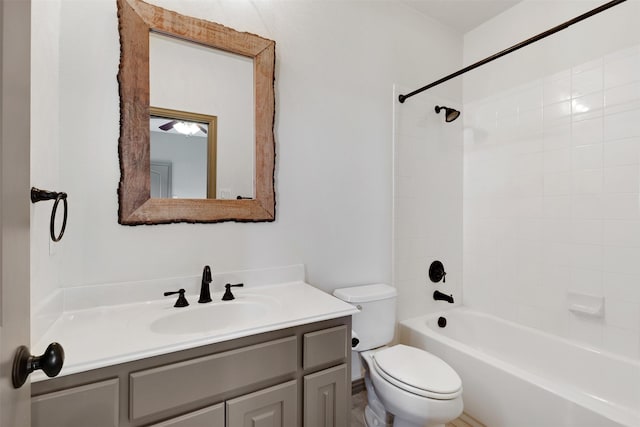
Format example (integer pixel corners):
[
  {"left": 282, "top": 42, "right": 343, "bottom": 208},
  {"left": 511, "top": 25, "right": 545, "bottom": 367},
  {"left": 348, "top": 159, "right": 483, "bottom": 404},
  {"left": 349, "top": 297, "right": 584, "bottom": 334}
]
[
  {"left": 304, "top": 364, "right": 348, "bottom": 427},
  {"left": 150, "top": 403, "right": 224, "bottom": 427},
  {"left": 227, "top": 380, "right": 297, "bottom": 427},
  {"left": 32, "top": 378, "right": 119, "bottom": 427}
]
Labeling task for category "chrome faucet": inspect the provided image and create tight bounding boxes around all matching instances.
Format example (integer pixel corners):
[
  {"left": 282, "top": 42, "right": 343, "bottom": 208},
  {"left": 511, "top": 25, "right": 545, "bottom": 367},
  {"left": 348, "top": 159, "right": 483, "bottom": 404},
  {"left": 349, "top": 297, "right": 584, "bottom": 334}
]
[
  {"left": 198, "top": 265, "right": 213, "bottom": 303},
  {"left": 433, "top": 290, "right": 454, "bottom": 304}
]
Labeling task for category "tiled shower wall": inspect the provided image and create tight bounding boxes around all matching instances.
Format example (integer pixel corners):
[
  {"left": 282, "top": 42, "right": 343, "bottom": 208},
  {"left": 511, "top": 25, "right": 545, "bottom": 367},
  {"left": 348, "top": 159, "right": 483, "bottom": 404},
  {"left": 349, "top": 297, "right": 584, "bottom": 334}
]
[
  {"left": 463, "top": 44, "right": 640, "bottom": 359},
  {"left": 393, "top": 86, "right": 463, "bottom": 322}
]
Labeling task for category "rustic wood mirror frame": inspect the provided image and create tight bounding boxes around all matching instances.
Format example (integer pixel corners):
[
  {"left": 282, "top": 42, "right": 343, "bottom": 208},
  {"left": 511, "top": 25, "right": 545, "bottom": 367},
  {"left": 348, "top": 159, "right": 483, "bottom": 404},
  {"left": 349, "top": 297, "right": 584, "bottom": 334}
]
[{"left": 117, "top": 0, "right": 276, "bottom": 224}]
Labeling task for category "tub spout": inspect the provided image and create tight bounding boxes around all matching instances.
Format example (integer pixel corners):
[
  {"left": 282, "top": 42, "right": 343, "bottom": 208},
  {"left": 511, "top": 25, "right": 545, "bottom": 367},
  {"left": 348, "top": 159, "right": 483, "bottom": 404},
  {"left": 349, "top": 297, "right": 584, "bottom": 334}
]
[{"left": 434, "top": 290, "right": 454, "bottom": 303}]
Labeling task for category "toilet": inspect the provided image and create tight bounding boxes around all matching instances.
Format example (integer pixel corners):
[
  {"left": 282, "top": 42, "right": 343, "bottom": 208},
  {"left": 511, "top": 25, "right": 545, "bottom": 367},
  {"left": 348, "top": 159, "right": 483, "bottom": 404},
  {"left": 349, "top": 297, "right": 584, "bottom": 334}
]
[{"left": 333, "top": 284, "right": 463, "bottom": 427}]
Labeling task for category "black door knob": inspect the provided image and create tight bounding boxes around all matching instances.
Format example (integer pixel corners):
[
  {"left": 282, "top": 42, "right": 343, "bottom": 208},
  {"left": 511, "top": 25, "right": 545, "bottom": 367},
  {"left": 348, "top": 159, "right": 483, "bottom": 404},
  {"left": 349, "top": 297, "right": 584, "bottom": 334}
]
[{"left": 12, "top": 342, "right": 65, "bottom": 388}]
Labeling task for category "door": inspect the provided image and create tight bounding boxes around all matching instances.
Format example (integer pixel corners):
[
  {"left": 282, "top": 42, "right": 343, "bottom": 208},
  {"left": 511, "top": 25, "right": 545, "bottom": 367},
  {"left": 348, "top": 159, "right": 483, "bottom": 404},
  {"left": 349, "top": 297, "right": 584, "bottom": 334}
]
[
  {"left": 0, "top": 0, "right": 32, "bottom": 425},
  {"left": 304, "top": 365, "right": 348, "bottom": 427}
]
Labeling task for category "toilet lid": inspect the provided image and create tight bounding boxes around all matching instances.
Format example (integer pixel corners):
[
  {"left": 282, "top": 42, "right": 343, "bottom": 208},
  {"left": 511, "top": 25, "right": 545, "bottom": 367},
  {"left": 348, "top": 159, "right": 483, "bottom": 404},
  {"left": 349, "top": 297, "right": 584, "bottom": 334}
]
[{"left": 372, "top": 344, "right": 462, "bottom": 399}]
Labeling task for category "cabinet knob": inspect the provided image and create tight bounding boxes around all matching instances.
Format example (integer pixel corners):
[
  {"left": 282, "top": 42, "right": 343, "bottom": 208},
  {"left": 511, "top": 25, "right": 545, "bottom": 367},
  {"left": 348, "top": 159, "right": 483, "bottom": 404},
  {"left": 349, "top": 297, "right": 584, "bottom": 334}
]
[{"left": 12, "top": 342, "right": 65, "bottom": 388}]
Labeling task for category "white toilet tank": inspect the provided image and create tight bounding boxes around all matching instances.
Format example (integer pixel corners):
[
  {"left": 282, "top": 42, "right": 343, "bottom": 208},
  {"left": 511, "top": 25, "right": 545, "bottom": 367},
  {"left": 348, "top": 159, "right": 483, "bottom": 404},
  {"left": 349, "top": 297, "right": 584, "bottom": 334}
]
[{"left": 333, "top": 284, "right": 397, "bottom": 351}]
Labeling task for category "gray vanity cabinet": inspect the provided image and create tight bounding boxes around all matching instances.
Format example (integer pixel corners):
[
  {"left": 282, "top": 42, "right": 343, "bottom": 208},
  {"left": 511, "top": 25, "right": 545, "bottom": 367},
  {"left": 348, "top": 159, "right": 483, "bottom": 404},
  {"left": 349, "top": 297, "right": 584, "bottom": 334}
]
[{"left": 31, "top": 317, "right": 351, "bottom": 427}]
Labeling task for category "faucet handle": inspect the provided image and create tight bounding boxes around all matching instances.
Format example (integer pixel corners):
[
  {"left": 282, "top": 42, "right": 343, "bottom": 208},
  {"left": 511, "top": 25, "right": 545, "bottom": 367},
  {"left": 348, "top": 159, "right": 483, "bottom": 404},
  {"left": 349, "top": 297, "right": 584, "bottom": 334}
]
[
  {"left": 164, "top": 289, "right": 189, "bottom": 307},
  {"left": 222, "top": 283, "right": 244, "bottom": 301}
]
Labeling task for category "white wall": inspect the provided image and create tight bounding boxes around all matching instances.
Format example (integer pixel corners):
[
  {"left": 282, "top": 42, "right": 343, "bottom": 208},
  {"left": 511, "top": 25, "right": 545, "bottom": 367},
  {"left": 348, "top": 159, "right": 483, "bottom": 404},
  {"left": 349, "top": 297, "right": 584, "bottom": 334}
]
[
  {"left": 463, "top": 0, "right": 640, "bottom": 359},
  {"left": 30, "top": 0, "right": 463, "bottom": 317},
  {"left": 31, "top": 0, "right": 61, "bottom": 318}
]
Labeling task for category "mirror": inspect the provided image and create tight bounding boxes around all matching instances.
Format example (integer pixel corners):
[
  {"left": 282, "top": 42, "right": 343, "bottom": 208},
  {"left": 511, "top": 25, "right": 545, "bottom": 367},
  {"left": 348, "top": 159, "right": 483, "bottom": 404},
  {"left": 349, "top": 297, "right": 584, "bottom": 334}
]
[
  {"left": 117, "top": 0, "right": 276, "bottom": 224},
  {"left": 150, "top": 107, "right": 217, "bottom": 199},
  {"left": 149, "top": 33, "right": 255, "bottom": 201}
]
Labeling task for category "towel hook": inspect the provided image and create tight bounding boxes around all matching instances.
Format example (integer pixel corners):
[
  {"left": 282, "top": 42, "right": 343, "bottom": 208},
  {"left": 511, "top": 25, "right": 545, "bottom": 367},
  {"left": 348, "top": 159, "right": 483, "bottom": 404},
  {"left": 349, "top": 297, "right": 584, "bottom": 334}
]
[{"left": 31, "top": 187, "right": 68, "bottom": 242}]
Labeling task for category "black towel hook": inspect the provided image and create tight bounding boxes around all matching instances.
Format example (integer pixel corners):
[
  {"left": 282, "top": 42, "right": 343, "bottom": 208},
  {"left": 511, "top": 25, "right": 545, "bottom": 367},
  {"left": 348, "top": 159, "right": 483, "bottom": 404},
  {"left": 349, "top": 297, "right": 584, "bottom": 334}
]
[{"left": 31, "top": 187, "right": 68, "bottom": 242}]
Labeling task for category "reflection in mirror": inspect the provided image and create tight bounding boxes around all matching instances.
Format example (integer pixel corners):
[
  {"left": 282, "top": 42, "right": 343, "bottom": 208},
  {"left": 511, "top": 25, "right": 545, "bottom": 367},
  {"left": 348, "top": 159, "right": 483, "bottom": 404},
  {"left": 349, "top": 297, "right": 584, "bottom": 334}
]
[
  {"left": 150, "top": 107, "right": 215, "bottom": 199},
  {"left": 117, "top": 0, "right": 275, "bottom": 224},
  {"left": 149, "top": 33, "right": 255, "bottom": 200}
]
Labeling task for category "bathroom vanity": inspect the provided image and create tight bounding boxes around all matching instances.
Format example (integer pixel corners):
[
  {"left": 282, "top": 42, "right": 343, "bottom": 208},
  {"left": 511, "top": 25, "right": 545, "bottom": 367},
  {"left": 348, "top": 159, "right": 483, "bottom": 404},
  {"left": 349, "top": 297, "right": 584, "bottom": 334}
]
[
  {"left": 30, "top": 267, "right": 357, "bottom": 427},
  {"left": 32, "top": 318, "right": 350, "bottom": 427}
]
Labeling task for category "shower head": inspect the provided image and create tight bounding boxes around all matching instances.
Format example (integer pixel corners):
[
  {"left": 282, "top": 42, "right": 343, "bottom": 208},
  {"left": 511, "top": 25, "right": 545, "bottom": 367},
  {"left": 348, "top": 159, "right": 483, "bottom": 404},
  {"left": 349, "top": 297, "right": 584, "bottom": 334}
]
[{"left": 435, "top": 105, "right": 460, "bottom": 123}]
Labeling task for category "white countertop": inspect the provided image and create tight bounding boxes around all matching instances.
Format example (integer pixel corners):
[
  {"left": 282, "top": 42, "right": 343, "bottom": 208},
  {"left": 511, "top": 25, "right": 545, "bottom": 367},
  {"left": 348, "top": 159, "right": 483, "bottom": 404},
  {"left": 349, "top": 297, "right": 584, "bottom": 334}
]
[{"left": 32, "top": 280, "right": 358, "bottom": 382}]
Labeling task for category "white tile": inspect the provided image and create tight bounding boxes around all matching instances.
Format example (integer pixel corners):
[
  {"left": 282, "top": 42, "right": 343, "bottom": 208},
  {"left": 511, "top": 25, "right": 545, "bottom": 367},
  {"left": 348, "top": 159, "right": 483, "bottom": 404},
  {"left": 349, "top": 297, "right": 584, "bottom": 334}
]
[
  {"left": 604, "top": 52, "right": 640, "bottom": 89},
  {"left": 571, "top": 92, "right": 604, "bottom": 119},
  {"left": 604, "top": 108, "right": 640, "bottom": 141},
  {"left": 517, "top": 108, "right": 543, "bottom": 137},
  {"left": 604, "top": 245, "right": 640, "bottom": 276},
  {"left": 544, "top": 171, "right": 571, "bottom": 196},
  {"left": 604, "top": 220, "right": 640, "bottom": 247},
  {"left": 516, "top": 305, "right": 551, "bottom": 331},
  {"left": 604, "top": 81, "right": 640, "bottom": 112},
  {"left": 569, "top": 244, "right": 602, "bottom": 271},
  {"left": 603, "top": 164, "right": 640, "bottom": 194},
  {"left": 515, "top": 82, "right": 543, "bottom": 111},
  {"left": 604, "top": 272, "right": 640, "bottom": 304},
  {"left": 572, "top": 168, "right": 602, "bottom": 195},
  {"left": 517, "top": 149, "right": 543, "bottom": 172},
  {"left": 571, "top": 194, "right": 602, "bottom": 220},
  {"left": 543, "top": 148, "right": 571, "bottom": 173},
  {"left": 518, "top": 196, "right": 543, "bottom": 219},
  {"left": 543, "top": 70, "right": 571, "bottom": 105},
  {"left": 543, "top": 122, "right": 571, "bottom": 150},
  {"left": 602, "top": 326, "right": 640, "bottom": 359},
  {"left": 572, "top": 117, "right": 603, "bottom": 147},
  {"left": 518, "top": 218, "right": 544, "bottom": 241},
  {"left": 544, "top": 100, "right": 571, "bottom": 123},
  {"left": 567, "top": 314, "right": 603, "bottom": 349},
  {"left": 604, "top": 298, "right": 640, "bottom": 331},
  {"left": 518, "top": 173, "right": 544, "bottom": 197},
  {"left": 543, "top": 218, "right": 572, "bottom": 243},
  {"left": 543, "top": 242, "right": 572, "bottom": 267},
  {"left": 603, "top": 194, "right": 640, "bottom": 220},
  {"left": 571, "top": 219, "right": 602, "bottom": 246},
  {"left": 572, "top": 64, "right": 603, "bottom": 98},
  {"left": 543, "top": 195, "right": 571, "bottom": 219},
  {"left": 603, "top": 137, "right": 640, "bottom": 167},
  {"left": 569, "top": 267, "right": 603, "bottom": 295},
  {"left": 573, "top": 144, "right": 602, "bottom": 170}
]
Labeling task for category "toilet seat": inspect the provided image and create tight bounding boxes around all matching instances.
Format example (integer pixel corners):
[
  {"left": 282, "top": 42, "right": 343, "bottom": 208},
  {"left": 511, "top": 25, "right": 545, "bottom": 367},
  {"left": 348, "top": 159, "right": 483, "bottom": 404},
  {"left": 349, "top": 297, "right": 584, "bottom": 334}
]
[{"left": 372, "top": 344, "right": 462, "bottom": 400}]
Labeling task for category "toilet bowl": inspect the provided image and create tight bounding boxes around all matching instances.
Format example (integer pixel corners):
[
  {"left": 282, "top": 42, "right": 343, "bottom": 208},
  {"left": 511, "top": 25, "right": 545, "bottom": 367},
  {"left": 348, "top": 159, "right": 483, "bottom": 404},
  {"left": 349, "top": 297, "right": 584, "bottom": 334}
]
[
  {"left": 361, "top": 345, "right": 463, "bottom": 427},
  {"left": 332, "top": 284, "right": 463, "bottom": 427}
]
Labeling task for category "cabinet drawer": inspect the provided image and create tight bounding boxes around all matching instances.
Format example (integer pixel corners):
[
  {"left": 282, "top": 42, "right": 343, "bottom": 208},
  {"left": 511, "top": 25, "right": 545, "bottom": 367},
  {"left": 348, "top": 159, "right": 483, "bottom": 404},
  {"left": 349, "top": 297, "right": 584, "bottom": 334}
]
[
  {"left": 32, "top": 378, "right": 119, "bottom": 427},
  {"left": 303, "top": 325, "right": 348, "bottom": 370},
  {"left": 130, "top": 336, "right": 297, "bottom": 421},
  {"left": 149, "top": 403, "right": 224, "bottom": 427}
]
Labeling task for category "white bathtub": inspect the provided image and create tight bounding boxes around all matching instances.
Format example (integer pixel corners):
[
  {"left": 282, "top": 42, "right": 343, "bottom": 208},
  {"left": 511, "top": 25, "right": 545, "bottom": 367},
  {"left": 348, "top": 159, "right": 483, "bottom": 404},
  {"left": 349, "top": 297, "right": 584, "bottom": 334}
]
[{"left": 399, "top": 308, "right": 640, "bottom": 427}]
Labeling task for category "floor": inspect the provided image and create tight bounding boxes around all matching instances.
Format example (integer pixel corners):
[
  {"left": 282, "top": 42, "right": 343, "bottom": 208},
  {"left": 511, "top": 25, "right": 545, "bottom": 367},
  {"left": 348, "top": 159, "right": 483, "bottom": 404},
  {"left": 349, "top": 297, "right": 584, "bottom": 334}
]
[{"left": 351, "top": 390, "right": 478, "bottom": 427}]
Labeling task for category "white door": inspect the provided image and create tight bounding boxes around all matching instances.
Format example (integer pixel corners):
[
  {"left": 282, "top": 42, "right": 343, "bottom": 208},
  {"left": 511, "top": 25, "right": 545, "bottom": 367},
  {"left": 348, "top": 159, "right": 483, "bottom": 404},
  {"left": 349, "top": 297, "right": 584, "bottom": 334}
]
[{"left": 1, "top": 0, "right": 32, "bottom": 425}]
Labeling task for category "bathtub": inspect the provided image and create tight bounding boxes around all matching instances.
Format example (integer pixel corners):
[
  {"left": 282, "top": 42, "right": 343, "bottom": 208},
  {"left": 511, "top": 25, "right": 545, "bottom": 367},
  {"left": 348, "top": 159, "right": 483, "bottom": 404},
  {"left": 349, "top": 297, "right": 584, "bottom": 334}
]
[{"left": 399, "top": 308, "right": 640, "bottom": 427}]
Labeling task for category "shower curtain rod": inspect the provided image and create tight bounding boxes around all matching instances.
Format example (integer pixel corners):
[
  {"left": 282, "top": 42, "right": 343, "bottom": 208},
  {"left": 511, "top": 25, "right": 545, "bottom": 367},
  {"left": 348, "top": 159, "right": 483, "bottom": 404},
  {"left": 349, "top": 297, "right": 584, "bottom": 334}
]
[{"left": 398, "top": 0, "right": 627, "bottom": 104}]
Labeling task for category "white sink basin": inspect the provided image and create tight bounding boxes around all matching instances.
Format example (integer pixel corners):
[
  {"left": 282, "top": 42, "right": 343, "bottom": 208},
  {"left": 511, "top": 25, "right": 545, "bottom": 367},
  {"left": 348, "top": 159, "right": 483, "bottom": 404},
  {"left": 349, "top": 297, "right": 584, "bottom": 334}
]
[{"left": 150, "top": 300, "right": 270, "bottom": 335}]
